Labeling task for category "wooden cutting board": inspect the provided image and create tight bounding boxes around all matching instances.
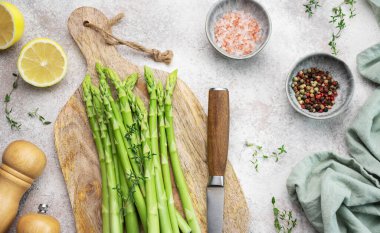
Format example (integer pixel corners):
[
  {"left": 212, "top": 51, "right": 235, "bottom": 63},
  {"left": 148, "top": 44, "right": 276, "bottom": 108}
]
[{"left": 54, "top": 7, "right": 249, "bottom": 233}]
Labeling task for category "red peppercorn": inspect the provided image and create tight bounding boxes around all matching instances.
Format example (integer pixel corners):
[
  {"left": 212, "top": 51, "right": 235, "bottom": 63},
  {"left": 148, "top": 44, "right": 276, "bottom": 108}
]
[{"left": 292, "top": 67, "right": 339, "bottom": 114}]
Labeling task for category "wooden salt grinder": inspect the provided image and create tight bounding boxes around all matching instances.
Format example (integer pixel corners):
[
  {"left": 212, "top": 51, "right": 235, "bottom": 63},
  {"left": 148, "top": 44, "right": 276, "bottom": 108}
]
[
  {"left": 17, "top": 204, "right": 61, "bottom": 233},
  {"left": 0, "top": 140, "right": 47, "bottom": 233}
]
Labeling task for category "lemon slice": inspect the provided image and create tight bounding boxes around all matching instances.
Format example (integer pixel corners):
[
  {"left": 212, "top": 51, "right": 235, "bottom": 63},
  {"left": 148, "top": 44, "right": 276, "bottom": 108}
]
[
  {"left": 0, "top": 2, "right": 24, "bottom": 49},
  {"left": 17, "top": 38, "right": 67, "bottom": 87}
]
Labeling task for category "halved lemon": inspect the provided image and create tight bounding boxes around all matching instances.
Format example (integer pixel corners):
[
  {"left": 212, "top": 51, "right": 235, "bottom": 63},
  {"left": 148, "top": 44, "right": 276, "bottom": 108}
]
[
  {"left": 0, "top": 2, "right": 24, "bottom": 49},
  {"left": 17, "top": 38, "right": 67, "bottom": 87}
]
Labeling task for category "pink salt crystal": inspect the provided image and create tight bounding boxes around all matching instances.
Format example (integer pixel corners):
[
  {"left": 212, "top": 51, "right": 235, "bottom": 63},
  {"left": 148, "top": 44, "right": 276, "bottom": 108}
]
[{"left": 214, "top": 10, "right": 261, "bottom": 56}]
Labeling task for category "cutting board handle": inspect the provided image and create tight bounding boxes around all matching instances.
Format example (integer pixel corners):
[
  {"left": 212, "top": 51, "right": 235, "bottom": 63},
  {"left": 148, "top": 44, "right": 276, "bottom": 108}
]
[{"left": 67, "top": 7, "right": 138, "bottom": 76}]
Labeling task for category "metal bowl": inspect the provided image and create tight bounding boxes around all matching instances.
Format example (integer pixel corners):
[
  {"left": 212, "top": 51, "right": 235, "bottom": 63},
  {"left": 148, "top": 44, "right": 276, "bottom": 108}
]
[
  {"left": 205, "top": 0, "right": 271, "bottom": 59},
  {"left": 286, "top": 53, "right": 354, "bottom": 119}
]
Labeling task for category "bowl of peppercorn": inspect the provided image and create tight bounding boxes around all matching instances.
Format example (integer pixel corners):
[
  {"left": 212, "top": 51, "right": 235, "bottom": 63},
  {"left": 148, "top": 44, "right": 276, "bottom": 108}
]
[{"left": 286, "top": 53, "right": 354, "bottom": 119}]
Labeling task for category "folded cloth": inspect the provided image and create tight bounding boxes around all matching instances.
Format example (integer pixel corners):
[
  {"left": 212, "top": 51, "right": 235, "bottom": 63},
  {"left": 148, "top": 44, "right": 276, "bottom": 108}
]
[
  {"left": 287, "top": 89, "right": 380, "bottom": 233},
  {"left": 368, "top": 0, "right": 380, "bottom": 25},
  {"left": 357, "top": 43, "right": 380, "bottom": 84}
]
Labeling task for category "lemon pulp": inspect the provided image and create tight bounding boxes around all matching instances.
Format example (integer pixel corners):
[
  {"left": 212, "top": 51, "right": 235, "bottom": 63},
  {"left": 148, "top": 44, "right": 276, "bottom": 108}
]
[
  {"left": 0, "top": 2, "right": 24, "bottom": 49},
  {"left": 18, "top": 38, "right": 67, "bottom": 87}
]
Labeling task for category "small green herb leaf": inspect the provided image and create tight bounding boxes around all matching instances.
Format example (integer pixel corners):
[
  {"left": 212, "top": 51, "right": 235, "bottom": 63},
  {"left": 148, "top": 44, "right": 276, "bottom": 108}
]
[{"left": 272, "top": 196, "right": 298, "bottom": 233}]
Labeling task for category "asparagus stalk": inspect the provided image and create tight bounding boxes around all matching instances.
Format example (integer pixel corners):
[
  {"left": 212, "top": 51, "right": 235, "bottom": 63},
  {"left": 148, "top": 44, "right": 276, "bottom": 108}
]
[
  {"left": 107, "top": 125, "right": 122, "bottom": 224},
  {"left": 96, "top": 65, "right": 145, "bottom": 195},
  {"left": 91, "top": 85, "right": 122, "bottom": 233},
  {"left": 105, "top": 70, "right": 145, "bottom": 175},
  {"left": 157, "top": 81, "right": 180, "bottom": 233},
  {"left": 124, "top": 74, "right": 143, "bottom": 164},
  {"left": 165, "top": 70, "right": 201, "bottom": 233},
  {"left": 135, "top": 96, "right": 160, "bottom": 233},
  {"left": 145, "top": 66, "right": 173, "bottom": 233},
  {"left": 99, "top": 81, "right": 148, "bottom": 232},
  {"left": 82, "top": 75, "right": 110, "bottom": 233},
  {"left": 117, "top": 156, "right": 140, "bottom": 233},
  {"left": 176, "top": 210, "right": 192, "bottom": 233}
]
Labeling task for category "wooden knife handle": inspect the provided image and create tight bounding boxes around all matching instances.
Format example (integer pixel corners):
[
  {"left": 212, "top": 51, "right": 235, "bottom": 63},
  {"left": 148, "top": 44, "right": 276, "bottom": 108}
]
[{"left": 207, "top": 88, "right": 230, "bottom": 176}]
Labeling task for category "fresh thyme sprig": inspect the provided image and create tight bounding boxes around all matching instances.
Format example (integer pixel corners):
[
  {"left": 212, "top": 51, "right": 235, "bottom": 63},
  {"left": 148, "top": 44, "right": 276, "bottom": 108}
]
[
  {"left": 304, "top": 0, "right": 320, "bottom": 16},
  {"left": 124, "top": 123, "right": 138, "bottom": 140},
  {"left": 126, "top": 172, "right": 146, "bottom": 203},
  {"left": 272, "top": 197, "right": 298, "bottom": 233},
  {"left": 245, "top": 141, "right": 287, "bottom": 172},
  {"left": 328, "top": 0, "right": 357, "bottom": 55},
  {"left": 304, "top": 0, "right": 357, "bottom": 55},
  {"left": 28, "top": 108, "right": 51, "bottom": 125},
  {"left": 4, "top": 73, "right": 21, "bottom": 130}
]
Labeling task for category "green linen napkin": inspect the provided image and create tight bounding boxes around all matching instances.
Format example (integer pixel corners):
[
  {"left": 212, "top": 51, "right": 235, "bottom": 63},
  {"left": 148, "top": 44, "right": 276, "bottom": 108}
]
[
  {"left": 368, "top": 0, "right": 380, "bottom": 25},
  {"left": 356, "top": 0, "right": 380, "bottom": 84},
  {"left": 287, "top": 90, "right": 380, "bottom": 233},
  {"left": 357, "top": 43, "right": 380, "bottom": 84}
]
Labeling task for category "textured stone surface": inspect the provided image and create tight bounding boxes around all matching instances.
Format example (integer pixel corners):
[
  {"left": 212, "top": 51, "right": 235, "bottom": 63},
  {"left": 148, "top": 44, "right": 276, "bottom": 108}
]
[{"left": 0, "top": 0, "right": 379, "bottom": 232}]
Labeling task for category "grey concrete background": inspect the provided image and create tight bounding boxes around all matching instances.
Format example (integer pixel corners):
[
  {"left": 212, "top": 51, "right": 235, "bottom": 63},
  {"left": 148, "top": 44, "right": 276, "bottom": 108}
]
[{"left": 0, "top": 0, "right": 379, "bottom": 232}]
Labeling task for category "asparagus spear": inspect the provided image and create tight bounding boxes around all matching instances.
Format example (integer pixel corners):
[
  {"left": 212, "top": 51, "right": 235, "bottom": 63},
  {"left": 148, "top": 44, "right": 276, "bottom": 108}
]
[
  {"left": 91, "top": 85, "right": 122, "bottom": 233},
  {"left": 107, "top": 124, "right": 122, "bottom": 224},
  {"left": 99, "top": 81, "right": 148, "bottom": 232},
  {"left": 157, "top": 81, "right": 180, "bottom": 233},
  {"left": 82, "top": 75, "right": 110, "bottom": 233},
  {"left": 105, "top": 70, "right": 145, "bottom": 175},
  {"left": 117, "top": 157, "right": 140, "bottom": 233},
  {"left": 165, "top": 70, "right": 201, "bottom": 233},
  {"left": 96, "top": 65, "right": 145, "bottom": 195},
  {"left": 145, "top": 66, "right": 173, "bottom": 233},
  {"left": 176, "top": 210, "right": 192, "bottom": 233},
  {"left": 124, "top": 74, "right": 143, "bottom": 162},
  {"left": 135, "top": 96, "right": 160, "bottom": 233}
]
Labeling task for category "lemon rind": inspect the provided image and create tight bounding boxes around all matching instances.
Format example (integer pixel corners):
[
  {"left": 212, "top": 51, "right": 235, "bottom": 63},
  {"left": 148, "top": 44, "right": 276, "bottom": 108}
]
[
  {"left": 0, "top": 2, "right": 16, "bottom": 50},
  {"left": 17, "top": 38, "right": 68, "bottom": 87}
]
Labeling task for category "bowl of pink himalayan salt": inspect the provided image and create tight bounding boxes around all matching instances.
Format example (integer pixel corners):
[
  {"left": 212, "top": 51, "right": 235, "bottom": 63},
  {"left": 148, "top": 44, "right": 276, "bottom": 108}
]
[{"left": 206, "top": 0, "right": 271, "bottom": 59}]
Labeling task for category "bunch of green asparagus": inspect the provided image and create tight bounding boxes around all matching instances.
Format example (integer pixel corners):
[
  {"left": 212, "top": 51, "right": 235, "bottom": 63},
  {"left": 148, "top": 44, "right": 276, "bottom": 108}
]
[{"left": 82, "top": 63, "right": 201, "bottom": 233}]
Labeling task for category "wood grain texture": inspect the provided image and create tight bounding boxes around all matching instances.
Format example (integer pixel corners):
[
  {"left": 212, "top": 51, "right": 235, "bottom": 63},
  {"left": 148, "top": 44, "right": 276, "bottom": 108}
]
[
  {"left": 54, "top": 7, "right": 248, "bottom": 233},
  {"left": 0, "top": 140, "right": 47, "bottom": 233},
  {"left": 17, "top": 213, "right": 61, "bottom": 233},
  {"left": 207, "top": 89, "right": 230, "bottom": 177}
]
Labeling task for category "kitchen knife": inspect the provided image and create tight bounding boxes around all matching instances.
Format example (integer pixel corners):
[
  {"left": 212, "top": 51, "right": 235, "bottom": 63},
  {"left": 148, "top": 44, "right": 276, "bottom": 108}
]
[{"left": 207, "top": 88, "right": 229, "bottom": 233}]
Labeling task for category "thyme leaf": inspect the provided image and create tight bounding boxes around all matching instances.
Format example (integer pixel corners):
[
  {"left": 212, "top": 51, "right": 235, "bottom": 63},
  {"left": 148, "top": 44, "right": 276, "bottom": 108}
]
[
  {"left": 245, "top": 142, "right": 288, "bottom": 172},
  {"left": 304, "top": 0, "right": 321, "bottom": 16},
  {"left": 272, "top": 197, "right": 298, "bottom": 233},
  {"left": 28, "top": 108, "right": 51, "bottom": 125},
  {"left": 303, "top": 0, "right": 357, "bottom": 55},
  {"left": 4, "top": 73, "right": 21, "bottom": 130}
]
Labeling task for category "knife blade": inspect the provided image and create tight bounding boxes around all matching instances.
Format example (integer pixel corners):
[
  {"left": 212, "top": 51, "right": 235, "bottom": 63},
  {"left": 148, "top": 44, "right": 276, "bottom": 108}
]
[{"left": 207, "top": 88, "right": 230, "bottom": 233}]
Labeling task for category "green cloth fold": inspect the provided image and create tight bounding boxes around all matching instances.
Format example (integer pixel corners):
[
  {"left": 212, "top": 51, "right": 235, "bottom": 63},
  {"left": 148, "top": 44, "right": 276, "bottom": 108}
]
[
  {"left": 356, "top": 0, "right": 380, "bottom": 84},
  {"left": 287, "top": 90, "right": 380, "bottom": 233},
  {"left": 357, "top": 43, "right": 380, "bottom": 84},
  {"left": 368, "top": 0, "right": 380, "bottom": 25}
]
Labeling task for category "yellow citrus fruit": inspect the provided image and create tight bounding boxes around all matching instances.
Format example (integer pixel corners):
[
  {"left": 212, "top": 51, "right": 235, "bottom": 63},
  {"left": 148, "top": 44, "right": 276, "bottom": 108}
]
[
  {"left": 17, "top": 38, "right": 67, "bottom": 87},
  {"left": 0, "top": 1, "right": 25, "bottom": 49}
]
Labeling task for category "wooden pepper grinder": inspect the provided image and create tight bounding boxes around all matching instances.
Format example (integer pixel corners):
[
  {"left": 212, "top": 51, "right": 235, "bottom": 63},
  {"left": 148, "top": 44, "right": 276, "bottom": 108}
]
[
  {"left": 0, "top": 140, "right": 47, "bottom": 233},
  {"left": 17, "top": 204, "right": 61, "bottom": 233}
]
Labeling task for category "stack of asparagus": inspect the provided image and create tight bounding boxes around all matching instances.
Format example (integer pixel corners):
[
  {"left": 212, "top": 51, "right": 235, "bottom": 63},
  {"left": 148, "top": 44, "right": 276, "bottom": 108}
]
[{"left": 82, "top": 63, "right": 201, "bottom": 233}]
